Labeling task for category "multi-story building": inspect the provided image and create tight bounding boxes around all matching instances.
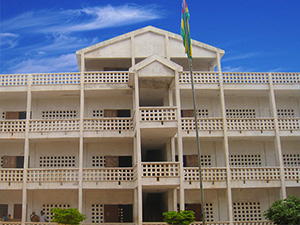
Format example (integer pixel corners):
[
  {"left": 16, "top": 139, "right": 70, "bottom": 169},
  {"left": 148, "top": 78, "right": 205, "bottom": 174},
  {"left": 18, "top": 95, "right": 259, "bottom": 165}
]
[{"left": 0, "top": 26, "right": 299, "bottom": 225}]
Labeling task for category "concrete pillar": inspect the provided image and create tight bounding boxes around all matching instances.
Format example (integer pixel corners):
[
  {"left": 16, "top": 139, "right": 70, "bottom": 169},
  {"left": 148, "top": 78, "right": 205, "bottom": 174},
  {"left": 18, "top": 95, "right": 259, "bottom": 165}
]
[
  {"left": 268, "top": 73, "right": 286, "bottom": 199},
  {"left": 216, "top": 52, "right": 233, "bottom": 225},
  {"left": 22, "top": 74, "right": 32, "bottom": 225}
]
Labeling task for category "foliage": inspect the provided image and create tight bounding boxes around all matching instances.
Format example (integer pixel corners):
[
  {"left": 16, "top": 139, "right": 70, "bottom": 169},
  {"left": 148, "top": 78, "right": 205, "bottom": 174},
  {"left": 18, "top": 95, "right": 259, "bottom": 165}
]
[
  {"left": 50, "top": 208, "right": 87, "bottom": 225},
  {"left": 263, "top": 196, "right": 300, "bottom": 225},
  {"left": 163, "top": 210, "right": 195, "bottom": 225}
]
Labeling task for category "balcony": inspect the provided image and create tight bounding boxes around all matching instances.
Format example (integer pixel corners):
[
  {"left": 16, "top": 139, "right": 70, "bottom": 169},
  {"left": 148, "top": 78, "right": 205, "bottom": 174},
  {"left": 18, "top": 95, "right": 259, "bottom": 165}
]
[
  {"left": 141, "top": 162, "right": 180, "bottom": 187},
  {"left": 181, "top": 118, "right": 300, "bottom": 137},
  {"left": 284, "top": 167, "right": 300, "bottom": 187},
  {"left": 83, "top": 118, "right": 134, "bottom": 137},
  {"left": 184, "top": 167, "right": 227, "bottom": 189},
  {"left": 230, "top": 167, "right": 282, "bottom": 188},
  {"left": 82, "top": 167, "right": 135, "bottom": 189}
]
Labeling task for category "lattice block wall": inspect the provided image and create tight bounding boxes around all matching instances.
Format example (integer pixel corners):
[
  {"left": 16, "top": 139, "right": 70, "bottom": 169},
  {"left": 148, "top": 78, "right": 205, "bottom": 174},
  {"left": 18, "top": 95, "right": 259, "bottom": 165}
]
[
  {"left": 42, "top": 204, "right": 70, "bottom": 221},
  {"left": 42, "top": 110, "right": 77, "bottom": 119},
  {"left": 91, "top": 204, "right": 104, "bottom": 223},
  {"left": 226, "top": 109, "right": 256, "bottom": 118},
  {"left": 205, "top": 203, "right": 214, "bottom": 222},
  {"left": 39, "top": 156, "right": 76, "bottom": 167},
  {"left": 233, "top": 202, "right": 261, "bottom": 221},
  {"left": 92, "top": 110, "right": 104, "bottom": 118},
  {"left": 277, "top": 109, "right": 295, "bottom": 118},
  {"left": 197, "top": 109, "right": 209, "bottom": 118},
  {"left": 283, "top": 154, "right": 300, "bottom": 167},
  {"left": 230, "top": 154, "right": 262, "bottom": 167},
  {"left": 201, "top": 155, "right": 211, "bottom": 167},
  {"left": 91, "top": 156, "right": 105, "bottom": 167}
]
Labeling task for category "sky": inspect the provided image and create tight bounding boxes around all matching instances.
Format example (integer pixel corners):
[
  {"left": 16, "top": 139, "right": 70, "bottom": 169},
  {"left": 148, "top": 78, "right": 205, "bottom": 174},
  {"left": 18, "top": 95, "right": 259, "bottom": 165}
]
[{"left": 1, "top": 0, "right": 300, "bottom": 74}]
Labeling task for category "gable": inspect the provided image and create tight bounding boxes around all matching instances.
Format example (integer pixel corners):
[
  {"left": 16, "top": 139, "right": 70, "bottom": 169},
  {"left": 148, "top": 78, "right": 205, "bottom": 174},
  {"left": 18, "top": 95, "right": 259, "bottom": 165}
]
[{"left": 138, "top": 61, "right": 174, "bottom": 78}]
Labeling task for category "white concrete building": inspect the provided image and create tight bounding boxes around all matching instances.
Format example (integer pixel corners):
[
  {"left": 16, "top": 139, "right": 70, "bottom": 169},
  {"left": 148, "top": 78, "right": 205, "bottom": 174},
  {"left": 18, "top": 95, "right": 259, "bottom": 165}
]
[{"left": 0, "top": 26, "right": 299, "bottom": 225}]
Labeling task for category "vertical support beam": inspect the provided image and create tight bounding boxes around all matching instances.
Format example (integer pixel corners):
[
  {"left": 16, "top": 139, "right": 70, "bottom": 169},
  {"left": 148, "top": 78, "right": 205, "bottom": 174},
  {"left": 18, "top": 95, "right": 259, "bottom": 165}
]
[
  {"left": 133, "top": 72, "right": 143, "bottom": 224},
  {"left": 216, "top": 52, "right": 233, "bottom": 225},
  {"left": 171, "top": 137, "right": 176, "bottom": 162},
  {"left": 165, "top": 34, "right": 170, "bottom": 60},
  {"left": 268, "top": 73, "right": 286, "bottom": 199},
  {"left": 22, "top": 74, "right": 32, "bottom": 225},
  {"left": 174, "top": 70, "right": 185, "bottom": 210},
  {"left": 78, "top": 53, "right": 85, "bottom": 212},
  {"left": 131, "top": 36, "right": 135, "bottom": 67}
]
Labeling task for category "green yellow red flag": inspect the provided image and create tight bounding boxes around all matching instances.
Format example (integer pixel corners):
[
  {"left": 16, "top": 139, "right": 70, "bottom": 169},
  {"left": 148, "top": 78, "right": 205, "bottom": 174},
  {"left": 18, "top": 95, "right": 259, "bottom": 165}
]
[{"left": 181, "top": 0, "right": 192, "bottom": 58}]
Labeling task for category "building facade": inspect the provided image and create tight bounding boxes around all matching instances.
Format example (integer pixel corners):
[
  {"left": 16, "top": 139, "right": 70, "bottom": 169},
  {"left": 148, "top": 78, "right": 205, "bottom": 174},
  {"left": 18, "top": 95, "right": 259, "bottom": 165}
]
[{"left": 0, "top": 26, "right": 299, "bottom": 225}]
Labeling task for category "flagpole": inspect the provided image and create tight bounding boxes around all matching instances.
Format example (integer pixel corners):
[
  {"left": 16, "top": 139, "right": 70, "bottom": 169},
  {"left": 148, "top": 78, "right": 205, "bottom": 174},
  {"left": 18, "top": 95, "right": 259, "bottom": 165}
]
[{"left": 188, "top": 57, "right": 206, "bottom": 225}]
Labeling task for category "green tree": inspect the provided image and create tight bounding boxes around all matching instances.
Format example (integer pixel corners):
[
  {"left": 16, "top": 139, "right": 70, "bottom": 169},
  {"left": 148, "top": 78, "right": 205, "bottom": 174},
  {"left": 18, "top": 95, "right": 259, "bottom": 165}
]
[
  {"left": 264, "top": 196, "right": 300, "bottom": 225},
  {"left": 50, "top": 208, "right": 87, "bottom": 225},
  {"left": 163, "top": 210, "right": 195, "bottom": 225}
]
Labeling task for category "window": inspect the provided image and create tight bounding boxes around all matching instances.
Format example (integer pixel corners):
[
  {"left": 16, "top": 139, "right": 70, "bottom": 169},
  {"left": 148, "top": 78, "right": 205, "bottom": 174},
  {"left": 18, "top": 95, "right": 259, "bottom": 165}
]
[
  {"left": 42, "top": 110, "right": 77, "bottom": 119},
  {"left": 42, "top": 204, "right": 70, "bottom": 222},
  {"left": 283, "top": 154, "right": 300, "bottom": 167},
  {"left": 39, "top": 156, "right": 76, "bottom": 167},
  {"left": 181, "top": 109, "right": 209, "bottom": 118},
  {"left": 230, "top": 154, "right": 261, "bottom": 167},
  {"left": 4, "top": 111, "right": 27, "bottom": 119},
  {"left": 277, "top": 109, "right": 295, "bottom": 118},
  {"left": 233, "top": 202, "right": 261, "bottom": 221},
  {"left": 226, "top": 109, "right": 256, "bottom": 118},
  {"left": 91, "top": 204, "right": 104, "bottom": 223}
]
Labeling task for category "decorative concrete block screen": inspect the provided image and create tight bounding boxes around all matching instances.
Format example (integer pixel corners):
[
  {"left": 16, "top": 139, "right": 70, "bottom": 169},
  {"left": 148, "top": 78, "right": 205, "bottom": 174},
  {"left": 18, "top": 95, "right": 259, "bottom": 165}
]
[
  {"left": 42, "top": 204, "right": 70, "bottom": 221},
  {"left": 92, "top": 156, "right": 105, "bottom": 167},
  {"left": 0, "top": 157, "right": 2, "bottom": 168},
  {"left": 277, "top": 109, "right": 295, "bottom": 118},
  {"left": 230, "top": 155, "right": 262, "bottom": 167},
  {"left": 39, "top": 156, "right": 76, "bottom": 167},
  {"left": 226, "top": 109, "right": 256, "bottom": 118},
  {"left": 205, "top": 203, "right": 214, "bottom": 222},
  {"left": 201, "top": 155, "right": 211, "bottom": 167},
  {"left": 93, "top": 110, "right": 104, "bottom": 118},
  {"left": 197, "top": 109, "right": 209, "bottom": 118},
  {"left": 233, "top": 202, "right": 261, "bottom": 221},
  {"left": 91, "top": 204, "right": 104, "bottom": 223},
  {"left": 42, "top": 110, "right": 77, "bottom": 119},
  {"left": 283, "top": 154, "right": 300, "bottom": 167}
]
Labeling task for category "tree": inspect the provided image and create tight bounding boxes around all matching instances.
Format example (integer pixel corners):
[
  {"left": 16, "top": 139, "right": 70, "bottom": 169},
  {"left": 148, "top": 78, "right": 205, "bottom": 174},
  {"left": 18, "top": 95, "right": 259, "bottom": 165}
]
[
  {"left": 264, "top": 196, "right": 300, "bottom": 225},
  {"left": 50, "top": 208, "right": 87, "bottom": 225},
  {"left": 163, "top": 210, "right": 195, "bottom": 225}
]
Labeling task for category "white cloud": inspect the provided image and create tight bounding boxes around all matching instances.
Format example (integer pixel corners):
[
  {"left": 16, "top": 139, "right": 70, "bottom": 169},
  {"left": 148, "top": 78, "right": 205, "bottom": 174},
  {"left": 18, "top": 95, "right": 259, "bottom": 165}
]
[
  {"left": 10, "top": 54, "right": 78, "bottom": 74},
  {"left": 2, "top": 5, "right": 161, "bottom": 34},
  {"left": 0, "top": 33, "right": 20, "bottom": 49},
  {"left": 222, "top": 52, "right": 261, "bottom": 62}
]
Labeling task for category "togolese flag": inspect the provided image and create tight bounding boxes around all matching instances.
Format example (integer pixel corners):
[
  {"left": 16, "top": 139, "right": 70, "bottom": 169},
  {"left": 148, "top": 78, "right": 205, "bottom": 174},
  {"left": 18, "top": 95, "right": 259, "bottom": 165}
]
[{"left": 181, "top": 0, "right": 192, "bottom": 58}]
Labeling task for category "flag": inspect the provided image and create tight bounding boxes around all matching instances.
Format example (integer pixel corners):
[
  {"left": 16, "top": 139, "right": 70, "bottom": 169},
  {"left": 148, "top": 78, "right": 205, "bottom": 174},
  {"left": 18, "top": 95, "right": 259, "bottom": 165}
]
[{"left": 181, "top": 0, "right": 192, "bottom": 58}]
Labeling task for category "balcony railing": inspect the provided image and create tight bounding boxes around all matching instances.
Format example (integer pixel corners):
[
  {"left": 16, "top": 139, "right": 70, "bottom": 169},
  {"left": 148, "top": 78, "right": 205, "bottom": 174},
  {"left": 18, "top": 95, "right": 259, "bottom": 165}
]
[
  {"left": 32, "top": 73, "right": 80, "bottom": 85},
  {"left": 278, "top": 118, "right": 300, "bottom": 130},
  {"left": 0, "top": 120, "right": 26, "bottom": 132},
  {"left": 29, "top": 119, "right": 80, "bottom": 132},
  {"left": 82, "top": 168, "right": 134, "bottom": 181},
  {"left": 27, "top": 168, "right": 79, "bottom": 182},
  {"left": 226, "top": 118, "right": 275, "bottom": 131},
  {"left": 184, "top": 167, "right": 227, "bottom": 182},
  {"left": 142, "top": 162, "right": 180, "bottom": 177},
  {"left": 284, "top": 167, "right": 300, "bottom": 180},
  {"left": 231, "top": 167, "right": 281, "bottom": 181},
  {"left": 83, "top": 118, "right": 134, "bottom": 131},
  {"left": 84, "top": 72, "right": 129, "bottom": 84},
  {"left": 1, "top": 72, "right": 299, "bottom": 87},
  {"left": 139, "top": 107, "right": 177, "bottom": 122},
  {"left": 0, "top": 169, "right": 23, "bottom": 182},
  {"left": 142, "top": 221, "right": 274, "bottom": 225},
  {"left": 181, "top": 118, "right": 223, "bottom": 131}
]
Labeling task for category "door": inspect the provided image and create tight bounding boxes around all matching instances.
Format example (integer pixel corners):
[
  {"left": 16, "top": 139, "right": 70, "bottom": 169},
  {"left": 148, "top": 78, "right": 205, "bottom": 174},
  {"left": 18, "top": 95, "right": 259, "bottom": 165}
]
[
  {"left": 185, "top": 155, "right": 198, "bottom": 167},
  {"left": 104, "top": 205, "right": 119, "bottom": 222},
  {"left": 13, "top": 204, "right": 22, "bottom": 220},
  {"left": 119, "top": 204, "right": 133, "bottom": 222},
  {"left": 105, "top": 156, "right": 119, "bottom": 167},
  {"left": 2, "top": 156, "right": 17, "bottom": 168},
  {"left": 181, "top": 110, "right": 194, "bottom": 117},
  {"left": 186, "top": 204, "right": 202, "bottom": 221}
]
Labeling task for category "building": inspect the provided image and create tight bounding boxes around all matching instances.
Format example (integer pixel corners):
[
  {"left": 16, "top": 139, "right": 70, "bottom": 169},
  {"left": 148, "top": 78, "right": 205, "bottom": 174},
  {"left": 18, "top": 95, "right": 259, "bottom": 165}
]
[{"left": 0, "top": 26, "right": 299, "bottom": 225}]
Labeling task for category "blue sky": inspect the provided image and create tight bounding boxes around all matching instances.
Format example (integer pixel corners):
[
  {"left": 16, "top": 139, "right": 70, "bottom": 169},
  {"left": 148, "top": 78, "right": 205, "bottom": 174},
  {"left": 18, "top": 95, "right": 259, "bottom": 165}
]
[{"left": 1, "top": 0, "right": 300, "bottom": 74}]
